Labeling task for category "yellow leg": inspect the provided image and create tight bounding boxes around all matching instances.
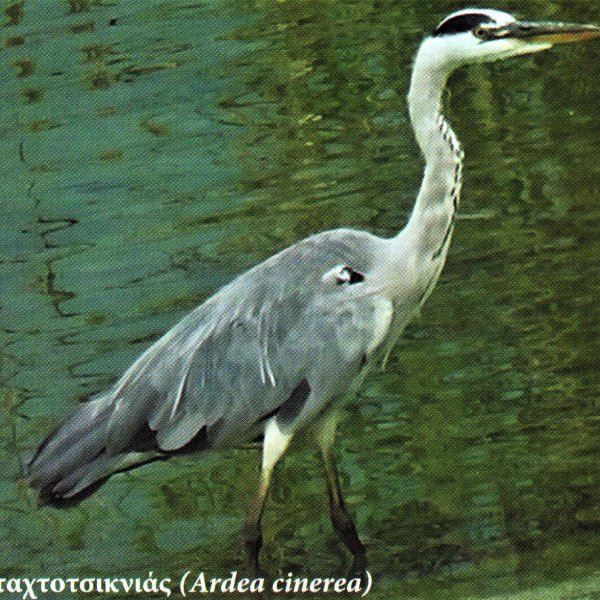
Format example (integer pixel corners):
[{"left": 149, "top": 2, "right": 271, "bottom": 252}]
[{"left": 243, "top": 418, "right": 292, "bottom": 573}]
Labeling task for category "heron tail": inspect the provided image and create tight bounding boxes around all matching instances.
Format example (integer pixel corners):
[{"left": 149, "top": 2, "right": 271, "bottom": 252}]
[{"left": 27, "top": 396, "right": 163, "bottom": 508}]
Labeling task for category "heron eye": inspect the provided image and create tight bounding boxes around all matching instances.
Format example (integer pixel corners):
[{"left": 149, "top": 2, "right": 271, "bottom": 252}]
[
  {"left": 335, "top": 266, "right": 365, "bottom": 286},
  {"left": 473, "top": 26, "right": 490, "bottom": 39}
]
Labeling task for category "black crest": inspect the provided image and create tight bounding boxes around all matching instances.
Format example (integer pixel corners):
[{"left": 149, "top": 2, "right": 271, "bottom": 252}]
[{"left": 433, "top": 12, "right": 495, "bottom": 37}]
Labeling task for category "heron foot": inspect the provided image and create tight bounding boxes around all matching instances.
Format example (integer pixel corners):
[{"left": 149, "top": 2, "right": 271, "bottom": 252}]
[
  {"left": 349, "top": 551, "right": 368, "bottom": 579},
  {"left": 243, "top": 524, "right": 263, "bottom": 576},
  {"left": 329, "top": 504, "right": 368, "bottom": 577}
]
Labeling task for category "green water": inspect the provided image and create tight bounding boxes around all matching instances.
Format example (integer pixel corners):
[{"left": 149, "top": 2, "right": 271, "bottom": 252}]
[{"left": 1, "top": 0, "right": 600, "bottom": 598}]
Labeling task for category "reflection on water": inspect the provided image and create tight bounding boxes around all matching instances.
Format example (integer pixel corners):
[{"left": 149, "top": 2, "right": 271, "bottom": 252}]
[{"left": 1, "top": 0, "right": 600, "bottom": 597}]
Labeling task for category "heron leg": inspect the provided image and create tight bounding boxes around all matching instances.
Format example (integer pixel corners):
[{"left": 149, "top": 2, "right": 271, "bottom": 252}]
[
  {"left": 243, "top": 418, "right": 292, "bottom": 573},
  {"left": 317, "top": 417, "right": 367, "bottom": 573}
]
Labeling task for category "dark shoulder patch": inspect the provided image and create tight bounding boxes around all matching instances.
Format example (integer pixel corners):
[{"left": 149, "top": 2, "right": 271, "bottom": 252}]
[
  {"left": 127, "top": 421, "right": 160, "bottom": 452},
  {"left": 336, "top": 266, "right": 365, "bottom": 286},
  {"left": 347, "top": 268, "right": 364, "bottom": 284},
  {"left": 433, "top": 13, "right": 494, "bottom": 37},
  {"left": 277, "top": 379, "right": 311, "bottom": 427}
]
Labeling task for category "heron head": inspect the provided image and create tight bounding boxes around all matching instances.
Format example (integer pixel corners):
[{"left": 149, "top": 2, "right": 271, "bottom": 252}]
[{"left": 422, "top": 8, "right": 600, "bottom": 70}]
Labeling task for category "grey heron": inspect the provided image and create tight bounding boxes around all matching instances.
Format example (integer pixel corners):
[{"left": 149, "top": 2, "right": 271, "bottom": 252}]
[{"left": 28, "top": 8, "right": 600, "bottom": 572}]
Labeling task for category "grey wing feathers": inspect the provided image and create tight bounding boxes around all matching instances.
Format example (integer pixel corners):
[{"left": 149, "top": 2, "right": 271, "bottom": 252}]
[
  {"left": 28, "top": 229, "right": 387, "bottom": 502},
  {"left": 107, "top": 228, "right": 383, "bottom": 451},
  {"left": 131, "top": 293, "right": 312, "bottom": 451}
]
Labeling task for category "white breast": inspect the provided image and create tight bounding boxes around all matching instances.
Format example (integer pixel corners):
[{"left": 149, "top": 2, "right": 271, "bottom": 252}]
[{"left": 366, "top": 296, "right": 394, "bottom": 354}]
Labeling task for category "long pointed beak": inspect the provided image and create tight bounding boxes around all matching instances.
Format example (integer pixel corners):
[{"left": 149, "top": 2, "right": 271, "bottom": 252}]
[{"left": 482, "top": 20, "right": 600, "bottom": 45}]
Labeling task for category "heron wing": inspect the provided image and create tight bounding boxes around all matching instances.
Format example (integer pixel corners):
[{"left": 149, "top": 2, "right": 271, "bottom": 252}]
[{"left": 102, "top": 229, "right": 391, "bottom": 453}]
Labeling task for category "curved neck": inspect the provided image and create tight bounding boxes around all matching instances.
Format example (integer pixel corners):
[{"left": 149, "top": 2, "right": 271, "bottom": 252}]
[{"left": 399, "top": 43, "right": 464, "bottom": 262}]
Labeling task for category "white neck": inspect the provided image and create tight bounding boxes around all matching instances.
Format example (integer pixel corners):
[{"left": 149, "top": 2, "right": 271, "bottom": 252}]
[{"left": 399, "top": 41, "right": 464, "bottom": 262}]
